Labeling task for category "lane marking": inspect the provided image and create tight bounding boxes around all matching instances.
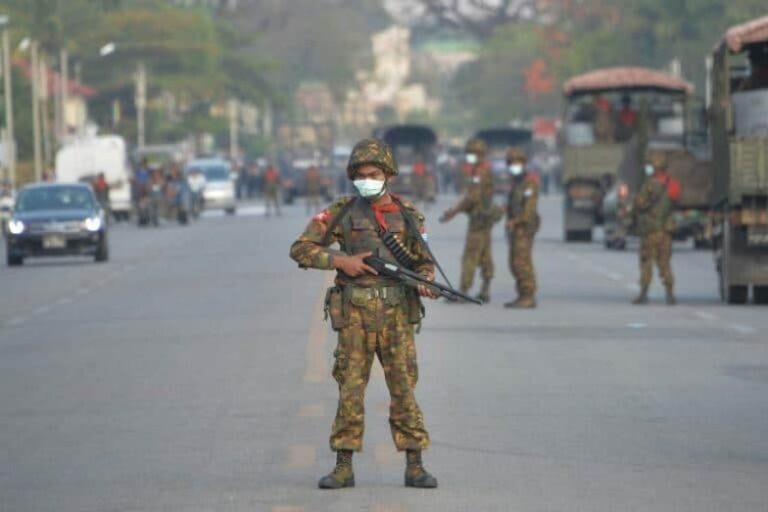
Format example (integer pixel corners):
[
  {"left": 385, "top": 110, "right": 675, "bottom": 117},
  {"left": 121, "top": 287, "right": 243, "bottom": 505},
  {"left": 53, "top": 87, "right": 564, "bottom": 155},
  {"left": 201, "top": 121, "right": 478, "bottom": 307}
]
[
  {"left": 286, "top": 445, "right": 316, "bottom": 469},
  {"left": 374, "top": 443, "right": 400, "bottom": 466},
  {"left": 606, "top": 272, "right": 623, "bottom": 281},
  {"left": 373, "top": 506, "right": 406, "bottom": 512},
  {"left": 7, "top": 317, "right": 26, "bottom": 327},
  {"left": 298, "top": 404, "right": 325, "bottom": 418},
  {"left": 76, "top": 287, "right": 91, "bottom": 296},
  {"left": 627, "top": 322, "right": 647, "bottom": 329},
  {"left": 57, "top": 297, "right": 72, "bottom": 305},
  {"left": 693, "top": 311, "right": 719, "bottom": 321},
  {"left": 730, "top": 324, "right": 756, "bottom": 335},
  {"left": 626, "top": 283, "right": 640, "bottom": 292},
  {"left": 32, "top": 306, "right": 51, "bottom": 316},
  {"left": 304, "top": 275, "right": 334, "bottom": 384}
]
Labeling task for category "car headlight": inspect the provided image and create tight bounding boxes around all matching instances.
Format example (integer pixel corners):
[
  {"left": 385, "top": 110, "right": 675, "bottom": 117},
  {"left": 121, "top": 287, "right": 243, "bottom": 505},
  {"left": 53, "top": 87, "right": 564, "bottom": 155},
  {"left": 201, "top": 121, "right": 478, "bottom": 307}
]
[
  {"left": 83, "top": 216, "right": 102, "bottom": 232},
  {"left": 7, "top": 219, "right": 25, "bottom": 235}
]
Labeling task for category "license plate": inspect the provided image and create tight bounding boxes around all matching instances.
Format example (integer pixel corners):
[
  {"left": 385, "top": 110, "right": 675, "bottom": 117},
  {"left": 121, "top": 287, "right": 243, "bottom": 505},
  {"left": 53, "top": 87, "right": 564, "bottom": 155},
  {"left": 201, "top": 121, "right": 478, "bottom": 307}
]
[{"left": 43, "top": 235, "right": 67, "bottom": 249}]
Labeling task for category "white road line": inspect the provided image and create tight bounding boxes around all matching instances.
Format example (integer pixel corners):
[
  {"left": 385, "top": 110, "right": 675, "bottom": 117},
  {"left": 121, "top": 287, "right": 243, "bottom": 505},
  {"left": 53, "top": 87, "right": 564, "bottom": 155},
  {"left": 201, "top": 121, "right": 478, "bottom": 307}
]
[
  {"left": 627, "top": 322, "right": 648, "bottom": 329},
  {"left": 606, "top": 272, "right": 623, "bottom": 281},
  {"left": 7, "top": 317, "right": 26, "bottom": 327},
  {"left": 33, "top": 306, "right": 51, "bottom": 316},
  {"left": 57, "top": 297, "right": 72, "bottom": 305},
  {"left": 76, "top": 287, "right": 91, "bottom": 296},
  {"left": 730, "top": 324, "right": 756, "bottom": 335},
  {"left": 693, "top": 311, "right": 719, "bottom": 321},
  {"left": 626, "top": 283, "right": 640, "bottom": 292}
]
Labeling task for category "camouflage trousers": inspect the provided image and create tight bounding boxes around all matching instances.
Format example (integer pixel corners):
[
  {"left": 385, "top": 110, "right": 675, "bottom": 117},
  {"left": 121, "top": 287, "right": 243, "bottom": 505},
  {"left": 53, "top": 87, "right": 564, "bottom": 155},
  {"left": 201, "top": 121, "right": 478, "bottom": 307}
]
[
  {"left": 508, "top": 229, "right": 536, "bottom": 297},
  {"left": 460, "top": 230, "right": 494, "bottom": 291},
  {"left": 305, "top": 193, "right": 322, "bottom": 214},
  {"left": 265, "top": 190, "right": 281, "bottom": 216},
  {"left": 330, "top": 297, "right": 430, "bottom": 452},
  {"left": 639, "top": 230, "right": 674, "bottom": 289}
]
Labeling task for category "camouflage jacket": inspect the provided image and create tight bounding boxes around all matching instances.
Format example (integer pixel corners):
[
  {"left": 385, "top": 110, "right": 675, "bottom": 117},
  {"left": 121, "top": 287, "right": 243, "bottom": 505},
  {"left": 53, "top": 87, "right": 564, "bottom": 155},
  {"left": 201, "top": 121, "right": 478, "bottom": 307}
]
[
  {"left": 507, "top": 174, "right": 540, "bottom": 234},
  {"left": 633, "top": 176, "right": 672, "bottom": 235},
  {"left": 290, "top": 195, "right": 435, "bottom": 288},
  {"left": 445, "top": 165, "right": 502, "bottom": 231}
]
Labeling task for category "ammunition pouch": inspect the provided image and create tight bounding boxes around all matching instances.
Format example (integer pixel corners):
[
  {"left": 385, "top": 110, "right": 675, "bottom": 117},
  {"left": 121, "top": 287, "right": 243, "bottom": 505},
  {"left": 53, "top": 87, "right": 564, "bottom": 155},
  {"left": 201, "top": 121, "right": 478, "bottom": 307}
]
[{"left": 324, "top": 286, "right": 347, "bottom": 331}]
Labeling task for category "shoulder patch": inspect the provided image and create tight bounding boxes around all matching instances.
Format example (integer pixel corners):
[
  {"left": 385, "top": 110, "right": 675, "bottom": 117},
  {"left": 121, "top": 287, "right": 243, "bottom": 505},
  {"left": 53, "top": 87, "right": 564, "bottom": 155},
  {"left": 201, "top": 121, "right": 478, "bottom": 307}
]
[{"left": 313, "top": 209, "right": 331, "bottom": 223}]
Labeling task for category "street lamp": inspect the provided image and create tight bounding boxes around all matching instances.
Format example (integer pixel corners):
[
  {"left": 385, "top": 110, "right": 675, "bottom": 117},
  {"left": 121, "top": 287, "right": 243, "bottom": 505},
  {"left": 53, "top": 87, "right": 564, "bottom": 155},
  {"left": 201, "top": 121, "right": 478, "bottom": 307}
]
[{"left": 99, "top": 42, "right": 115, "bottom": 58}]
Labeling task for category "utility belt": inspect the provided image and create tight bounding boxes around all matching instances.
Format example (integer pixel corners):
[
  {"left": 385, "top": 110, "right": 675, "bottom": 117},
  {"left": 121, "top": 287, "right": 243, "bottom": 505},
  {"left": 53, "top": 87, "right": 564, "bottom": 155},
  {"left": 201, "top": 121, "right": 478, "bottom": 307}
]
[{"left": 324, "top": 283, "right": 423, "bottom": 331}]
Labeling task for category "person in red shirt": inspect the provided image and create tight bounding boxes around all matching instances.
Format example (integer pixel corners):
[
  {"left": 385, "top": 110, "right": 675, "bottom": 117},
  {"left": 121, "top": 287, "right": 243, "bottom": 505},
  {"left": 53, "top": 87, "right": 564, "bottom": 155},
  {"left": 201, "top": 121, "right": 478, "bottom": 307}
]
[{"left": 263, "top": 165, "right": 281, "bottom": 217}]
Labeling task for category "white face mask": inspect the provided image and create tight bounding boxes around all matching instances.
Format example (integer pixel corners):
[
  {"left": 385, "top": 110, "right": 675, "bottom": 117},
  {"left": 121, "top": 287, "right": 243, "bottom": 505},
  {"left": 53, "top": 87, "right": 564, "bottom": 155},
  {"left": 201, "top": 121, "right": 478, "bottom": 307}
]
[
  {"left": 508, "top": 164, "right": 524, "bottom": 176},
  {"left": 644, "top": 164, "right": 655, "bottom": 176},
  {"left": 353, "top": 178, "right": 385, "bottom": 199},
  {"left": 466, "top": 153, "right": 478, "bottom": 165}
]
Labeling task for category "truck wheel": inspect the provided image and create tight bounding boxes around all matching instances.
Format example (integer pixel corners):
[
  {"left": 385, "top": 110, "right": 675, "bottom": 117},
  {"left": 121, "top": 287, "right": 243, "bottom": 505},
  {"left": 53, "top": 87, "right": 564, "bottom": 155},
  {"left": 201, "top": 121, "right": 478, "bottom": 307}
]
[
  {"left": 754, "top": 286, "right": 768, "bottom": 305},
  {"left": 727, "top": 285, "right": 748, "bottom": 305}
]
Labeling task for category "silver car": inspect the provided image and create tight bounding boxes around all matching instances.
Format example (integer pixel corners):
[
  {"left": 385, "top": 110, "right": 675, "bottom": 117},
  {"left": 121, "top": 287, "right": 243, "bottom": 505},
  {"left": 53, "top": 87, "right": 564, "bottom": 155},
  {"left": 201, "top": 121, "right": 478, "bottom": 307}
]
[{"left": 184, "top": 158, "right": 237, "bottom": 215}]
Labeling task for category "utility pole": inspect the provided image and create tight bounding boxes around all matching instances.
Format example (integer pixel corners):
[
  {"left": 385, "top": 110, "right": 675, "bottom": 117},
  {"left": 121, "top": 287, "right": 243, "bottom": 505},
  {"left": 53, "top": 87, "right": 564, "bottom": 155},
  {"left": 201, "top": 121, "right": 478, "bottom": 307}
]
[
  {"left": 40, "top": 53, "right": 52, "bottom": 170},
  {"left": 31, "top": 40, "right": 43, "bottom": 182},
  {"left": 229, "top": 98, "right": 239, "bottom": 160},
  {"left": 1, "top": 20, "right": 15, "bottom": 186},
  {"left": 135, "top": 61, "right": 146, "bottom": 149},
  {"left": 60, "top": 48, "right": 68, "bottom": 139}
]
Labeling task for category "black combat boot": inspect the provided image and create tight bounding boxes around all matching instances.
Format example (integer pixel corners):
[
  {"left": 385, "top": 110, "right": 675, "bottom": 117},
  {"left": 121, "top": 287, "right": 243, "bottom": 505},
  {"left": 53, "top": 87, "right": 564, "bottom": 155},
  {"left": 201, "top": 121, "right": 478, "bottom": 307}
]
[
  {"left": 476, "top": 281, "right": 491, "bottom": 303},
  {"left": 404, "top": 449, "right": 437, "bottom": 488},
  {"left": 632, "top": 287, "right": 649, "bottom": 305},
  {"left": 665, "top": 286, "right": 677, "bottom": 305},
  {"left": 318, "top": 450, "right": 355, "bottom": 489}
]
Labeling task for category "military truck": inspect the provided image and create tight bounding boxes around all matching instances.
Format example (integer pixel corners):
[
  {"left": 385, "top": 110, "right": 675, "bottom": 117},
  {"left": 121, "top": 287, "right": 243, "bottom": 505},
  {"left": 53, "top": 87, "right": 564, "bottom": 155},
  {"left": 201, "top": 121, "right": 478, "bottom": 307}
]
[
  {"left": 373, "top": 125, "right": 438, "bottom": 196},
  {"left": 600, "top": 79, "right": 713, "bottom": 250},
  {"left": 561, "top": 67, "right": 694, "bottom": 242},
  {"left": 709, "top": 16, "right": 768, "bottom": 304}
]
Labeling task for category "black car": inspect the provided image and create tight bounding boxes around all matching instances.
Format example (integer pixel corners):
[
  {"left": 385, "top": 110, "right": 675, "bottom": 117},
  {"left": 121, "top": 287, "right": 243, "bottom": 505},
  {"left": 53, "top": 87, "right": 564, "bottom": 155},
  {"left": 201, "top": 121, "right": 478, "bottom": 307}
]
[{"left": 5, "top": 183, "right": 109, "bottom": 266}]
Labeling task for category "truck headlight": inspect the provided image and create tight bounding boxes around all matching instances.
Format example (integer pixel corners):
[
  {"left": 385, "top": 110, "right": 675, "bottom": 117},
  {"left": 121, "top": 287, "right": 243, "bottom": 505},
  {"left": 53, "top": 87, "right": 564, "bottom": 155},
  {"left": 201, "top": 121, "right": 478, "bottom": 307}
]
[
  {"left": 7, "top": 219, "right": 25, "bottom": 235},
  {"left": 83, "top": 216, "right": 102, "bottom": 232}
]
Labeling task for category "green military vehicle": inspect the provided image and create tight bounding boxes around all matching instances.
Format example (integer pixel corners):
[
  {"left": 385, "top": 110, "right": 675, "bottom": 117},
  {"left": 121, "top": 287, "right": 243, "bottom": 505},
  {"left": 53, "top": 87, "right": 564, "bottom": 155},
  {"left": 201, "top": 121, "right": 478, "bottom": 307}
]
[
  {"left": 710, "top": 16, "right": 768, "bottom": 304},
  {"left": 600, "top": 75, "right": 713, "bottom": 250},
  {"left": 561, "top": 67, "right": 695, "bottom": 242}
]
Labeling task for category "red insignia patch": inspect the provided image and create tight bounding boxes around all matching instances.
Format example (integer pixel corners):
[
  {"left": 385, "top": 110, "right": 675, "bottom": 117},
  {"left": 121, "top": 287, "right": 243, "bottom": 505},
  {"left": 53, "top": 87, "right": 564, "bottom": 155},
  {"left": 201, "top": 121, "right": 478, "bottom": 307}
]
[{"left": 313, "top": 209, "right": 331, "bottom": 223}]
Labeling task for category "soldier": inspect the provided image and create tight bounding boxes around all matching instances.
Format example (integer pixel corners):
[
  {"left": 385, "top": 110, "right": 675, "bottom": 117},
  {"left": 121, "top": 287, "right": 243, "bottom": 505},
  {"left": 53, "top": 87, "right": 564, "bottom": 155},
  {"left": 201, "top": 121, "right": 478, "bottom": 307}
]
[
  {"left": 632, "top": 151, "right": 677, "bottom": 305},
  {"left": 439, "top": 138, "right": 502, "bottom": 303},
  {"left": 305, "top": 165, "right": 323, "bottom": 214},
  {"left": 290, "top": 138, "right": 439, "bottom": 490},
  {"left": 504, "top": 147, "right": 540, "bottom": 308},
  {"left": 263, "top": 165, "right": 282, "bottom": 217}
]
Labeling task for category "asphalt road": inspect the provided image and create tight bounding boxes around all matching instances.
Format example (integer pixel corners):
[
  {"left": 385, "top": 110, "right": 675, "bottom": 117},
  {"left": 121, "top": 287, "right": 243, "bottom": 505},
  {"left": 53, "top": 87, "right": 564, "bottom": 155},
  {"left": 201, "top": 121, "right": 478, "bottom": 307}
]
[{"left": 1, "top": 194, "right": 767, "bottom": 512}]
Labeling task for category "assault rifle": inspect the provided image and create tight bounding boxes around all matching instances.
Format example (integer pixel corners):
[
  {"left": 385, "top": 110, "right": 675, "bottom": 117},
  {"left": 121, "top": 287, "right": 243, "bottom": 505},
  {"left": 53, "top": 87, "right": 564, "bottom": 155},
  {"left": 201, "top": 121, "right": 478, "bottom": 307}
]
[{"left": 364, "top": 254, "right": 482, "bottom": 305}]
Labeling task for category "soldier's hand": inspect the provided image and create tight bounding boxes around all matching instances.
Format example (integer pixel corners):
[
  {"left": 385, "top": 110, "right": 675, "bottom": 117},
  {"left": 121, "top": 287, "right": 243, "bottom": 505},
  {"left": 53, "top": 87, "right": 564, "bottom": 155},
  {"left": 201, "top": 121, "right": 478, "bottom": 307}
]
[
  {"left": 332, "top": 251, "right": 378, "bottom": 277},
  {"left": 417, "top": 272, "right": 439, "bottom": 299}
]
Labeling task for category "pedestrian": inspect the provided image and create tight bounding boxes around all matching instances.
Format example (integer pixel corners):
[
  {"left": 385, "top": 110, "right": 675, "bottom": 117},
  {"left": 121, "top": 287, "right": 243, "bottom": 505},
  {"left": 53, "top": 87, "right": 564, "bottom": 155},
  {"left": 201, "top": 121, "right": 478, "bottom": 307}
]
[
  {"left": 504, "top": 148, "right": 540, "bottom": 308},
  {"left": 290, "top": 138, "right": 438, "bottom": 490},
  {"left": 92, "top": 172, "right": 111, "bottom": 220},
  {"left": 305, "top": 165, "right": 322, "bottom": 214},
  {"left": 263, "top": 165, "right": 281, "bottom": 217},
  {"left": 632, "top": 151, "right": 678, "bottom": 305},
  {"left": 439, "top": 138, "right": 503, "bottom": 303}
]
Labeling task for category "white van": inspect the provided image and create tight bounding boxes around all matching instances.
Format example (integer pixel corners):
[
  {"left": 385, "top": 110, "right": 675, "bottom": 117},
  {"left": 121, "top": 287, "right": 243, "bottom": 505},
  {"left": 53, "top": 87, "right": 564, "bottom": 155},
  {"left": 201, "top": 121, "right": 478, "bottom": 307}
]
[{"left": 55, "top": 135, "right": 133, "bottom": 220}]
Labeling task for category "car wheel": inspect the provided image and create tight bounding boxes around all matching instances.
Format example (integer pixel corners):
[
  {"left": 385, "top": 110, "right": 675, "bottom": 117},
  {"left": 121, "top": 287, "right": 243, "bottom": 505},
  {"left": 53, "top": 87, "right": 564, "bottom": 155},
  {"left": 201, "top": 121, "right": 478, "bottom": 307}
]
[
  {"left": 95, "top": 237, "right": 109, "bottom": 263},
  {"left": 225, "top": 208, "right": 236, "bottom": 215},
  {"left": 7, "top": 251, "right": 23, "bottom": 266}
]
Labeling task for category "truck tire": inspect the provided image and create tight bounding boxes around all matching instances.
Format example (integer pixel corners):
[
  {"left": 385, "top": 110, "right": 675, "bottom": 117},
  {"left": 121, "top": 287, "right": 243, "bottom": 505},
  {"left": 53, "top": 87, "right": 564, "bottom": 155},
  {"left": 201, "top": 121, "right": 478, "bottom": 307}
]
[
  {"left": 754, "top": 286, "right": 768, "bottom": 305},
  {"left": 95, "top": 236, "right": 109, "bottom": 263},
  {"left": 726, "top": 285, "right": 748, "bottom": 305}
]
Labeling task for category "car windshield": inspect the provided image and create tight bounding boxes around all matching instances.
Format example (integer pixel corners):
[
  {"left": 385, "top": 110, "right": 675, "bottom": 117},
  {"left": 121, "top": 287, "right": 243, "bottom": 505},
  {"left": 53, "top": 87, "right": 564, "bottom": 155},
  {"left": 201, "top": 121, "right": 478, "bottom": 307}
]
[
  {"left": 200, "top": 165, "right": 230, "bottom": 182},
  {"left": 15, "top": 186, "right": 96, "bottom": 212}
]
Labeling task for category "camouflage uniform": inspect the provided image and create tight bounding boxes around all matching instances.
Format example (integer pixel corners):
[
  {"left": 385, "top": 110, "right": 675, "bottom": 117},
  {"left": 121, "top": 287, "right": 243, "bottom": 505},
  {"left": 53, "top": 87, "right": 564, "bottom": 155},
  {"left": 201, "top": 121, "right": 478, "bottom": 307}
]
[
  {"left": 290, "top": 139, "right": 436, "bottom": 489},
  {"left": 305, "top": 167, "right": 323, "bottom": 214},
  {"left": 632, "top": 153, "right": 675, "bottom": 304},
  {"left": 441, "top": 139, "right": 503, "bottom": 302},
  {"left": 505, "top": 148, "right": 540, "bottom": 307}
]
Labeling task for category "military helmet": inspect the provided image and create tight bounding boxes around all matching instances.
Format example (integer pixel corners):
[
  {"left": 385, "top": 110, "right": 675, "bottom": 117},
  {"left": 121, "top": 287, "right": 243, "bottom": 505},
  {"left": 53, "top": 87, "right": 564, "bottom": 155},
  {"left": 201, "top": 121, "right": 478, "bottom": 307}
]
[
  {"left": 465, "top": 138, "right": 488, "bottom": 156},
  {"left": 347, "top": 138, "right": 398, "bottom": 178},
  {"left": 506, "top": 147, "right": 528, "bottom": 163},
  {"left": 646, "top": 150, "right": 668, "bottom": 170}
]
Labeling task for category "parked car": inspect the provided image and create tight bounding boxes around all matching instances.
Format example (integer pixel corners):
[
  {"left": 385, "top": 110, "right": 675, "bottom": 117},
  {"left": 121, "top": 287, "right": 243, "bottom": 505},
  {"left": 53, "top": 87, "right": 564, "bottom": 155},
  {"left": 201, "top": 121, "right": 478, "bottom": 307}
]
[
  {"left": 5, "top": 183, "right": 108, "bottom": 266},
  {"left": 184, "top": 158, "right": 237, "bottom": 215}
]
